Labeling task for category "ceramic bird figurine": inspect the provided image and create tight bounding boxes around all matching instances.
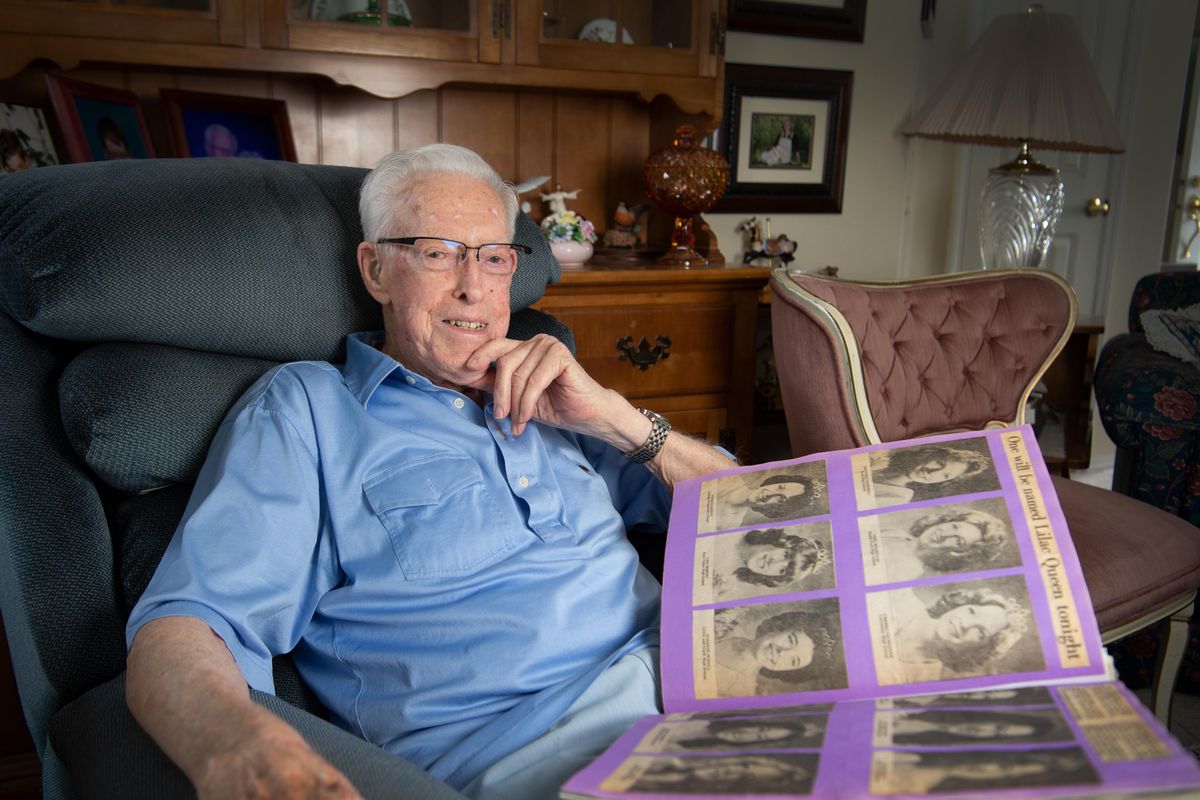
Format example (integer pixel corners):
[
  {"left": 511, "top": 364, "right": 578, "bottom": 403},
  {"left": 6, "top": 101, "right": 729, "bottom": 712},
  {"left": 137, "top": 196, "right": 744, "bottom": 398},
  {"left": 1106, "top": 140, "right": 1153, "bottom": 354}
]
[
  {"left": 603, "top": 201, "right": 651, "bottom": 248},
  {"left": 614, "top": 201, "right": 651, "bottom": 229}
]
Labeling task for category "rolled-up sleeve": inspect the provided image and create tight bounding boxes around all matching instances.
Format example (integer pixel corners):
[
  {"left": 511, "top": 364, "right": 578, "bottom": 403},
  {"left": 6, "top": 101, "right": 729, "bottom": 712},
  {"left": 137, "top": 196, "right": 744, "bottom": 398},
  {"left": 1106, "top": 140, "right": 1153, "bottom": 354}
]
[{"left": 125, "top": 386, "right": 337, "bottom": 696}]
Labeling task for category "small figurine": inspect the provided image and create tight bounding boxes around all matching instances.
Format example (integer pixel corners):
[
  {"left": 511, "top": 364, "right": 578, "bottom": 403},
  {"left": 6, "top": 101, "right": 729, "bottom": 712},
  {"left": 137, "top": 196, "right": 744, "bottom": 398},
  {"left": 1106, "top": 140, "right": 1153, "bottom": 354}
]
[
  {"left": 602, "top": 201, "right": 651, "bottom": 249},
  {"left": 738, "top": 215, "right": 797, "bottom": 266},
  {"left": 736, "top": 217, "right": 764, "bottom": 262},
  {"left": 765, "top": 234, "right": 798, "bottom": 265},
  {"left": 540, "top": 183, "right": 580, "bottom": 216}
]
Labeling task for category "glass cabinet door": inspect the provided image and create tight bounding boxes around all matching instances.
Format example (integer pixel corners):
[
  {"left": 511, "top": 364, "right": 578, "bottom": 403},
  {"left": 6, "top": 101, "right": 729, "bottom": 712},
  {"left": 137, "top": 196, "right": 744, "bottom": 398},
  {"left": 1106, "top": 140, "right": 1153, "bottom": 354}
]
[
  {"left": 540, "top": 0, "right": 691, "bottom": 50},
  {"left": 266, "top": 0, "right": 499, "bottom": 63},
  {"left": 297, "top": 0, "right": 469, "bottom": 32},
  {"left": 0, "top": 0, "right": 239, "bottom": 45},
  {"left": 518, "top": 0, "right": 719, "bottom": 77}
]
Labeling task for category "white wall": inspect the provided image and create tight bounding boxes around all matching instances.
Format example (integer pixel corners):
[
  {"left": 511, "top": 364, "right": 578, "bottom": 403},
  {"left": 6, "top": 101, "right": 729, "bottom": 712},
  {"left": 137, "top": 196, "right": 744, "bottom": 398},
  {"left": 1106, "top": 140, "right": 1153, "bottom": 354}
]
[
  {"left": 708, "top": 0, "right": 1195, "bottom": 297},
  {"left": 706, "top": 0, "right": 969, "bottom": 279}
]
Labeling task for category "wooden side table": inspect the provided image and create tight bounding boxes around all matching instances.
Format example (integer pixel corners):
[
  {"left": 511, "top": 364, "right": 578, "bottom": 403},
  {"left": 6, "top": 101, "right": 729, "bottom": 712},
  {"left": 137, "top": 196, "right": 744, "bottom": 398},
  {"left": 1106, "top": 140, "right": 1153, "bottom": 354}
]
[
  {"left": 1037, "top": 317, "right": 1104, "bottom": 476},
  {"left": 534, "top": 262, "right": 770, "bottom": 461}
]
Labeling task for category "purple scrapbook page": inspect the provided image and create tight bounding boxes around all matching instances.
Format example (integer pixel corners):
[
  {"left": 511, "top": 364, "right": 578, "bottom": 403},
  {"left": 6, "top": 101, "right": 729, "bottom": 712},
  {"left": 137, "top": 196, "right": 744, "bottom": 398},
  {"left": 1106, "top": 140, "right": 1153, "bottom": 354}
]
[
  {"left": 659, "top": 426, "right": 1107, "bottom": 713},
  {"left": 560, "top": 681, "right": 1200, "bottom": 799},
  {"left": 560, "top": 427, "right": 1200, "bottom": 799}
]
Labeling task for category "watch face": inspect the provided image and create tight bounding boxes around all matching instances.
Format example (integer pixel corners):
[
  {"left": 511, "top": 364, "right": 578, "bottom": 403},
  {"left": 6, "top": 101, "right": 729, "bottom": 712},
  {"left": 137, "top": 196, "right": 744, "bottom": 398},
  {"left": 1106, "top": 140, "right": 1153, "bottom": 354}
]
[{"left": 643, "top": 408, "right": 671, "bottom": 429}]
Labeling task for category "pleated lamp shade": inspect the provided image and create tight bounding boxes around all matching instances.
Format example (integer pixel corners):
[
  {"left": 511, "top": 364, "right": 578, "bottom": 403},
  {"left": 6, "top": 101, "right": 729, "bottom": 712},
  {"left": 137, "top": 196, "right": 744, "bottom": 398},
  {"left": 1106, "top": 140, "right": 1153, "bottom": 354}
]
[
  {"left": 905, "top": 5, "right": 1123, "bottom": 268},
  {"left": 905, "top": 6, "right": 1124, "bottom": 153}
]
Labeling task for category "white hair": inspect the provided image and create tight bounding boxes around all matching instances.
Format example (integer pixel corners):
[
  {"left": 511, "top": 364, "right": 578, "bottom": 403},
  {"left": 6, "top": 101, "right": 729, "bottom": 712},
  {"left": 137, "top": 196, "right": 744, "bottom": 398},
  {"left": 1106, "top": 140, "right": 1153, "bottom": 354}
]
[{"left": 358, "top": 144, "right": 518, "bottom": 242}]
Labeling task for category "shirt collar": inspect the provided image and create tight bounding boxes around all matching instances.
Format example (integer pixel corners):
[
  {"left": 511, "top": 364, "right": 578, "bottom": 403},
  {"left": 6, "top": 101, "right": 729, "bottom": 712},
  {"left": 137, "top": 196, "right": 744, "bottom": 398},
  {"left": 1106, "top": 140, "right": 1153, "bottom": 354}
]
[{"left": 342, "top": 331, "right": 431, "bottom": 406}]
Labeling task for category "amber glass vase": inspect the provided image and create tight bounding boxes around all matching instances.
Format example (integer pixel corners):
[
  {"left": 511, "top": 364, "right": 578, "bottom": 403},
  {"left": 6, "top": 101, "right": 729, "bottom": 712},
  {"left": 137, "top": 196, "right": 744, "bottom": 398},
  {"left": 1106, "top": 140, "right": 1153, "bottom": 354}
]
[{"left": 642, "top": 125, "right": 729, "bottom": 267}]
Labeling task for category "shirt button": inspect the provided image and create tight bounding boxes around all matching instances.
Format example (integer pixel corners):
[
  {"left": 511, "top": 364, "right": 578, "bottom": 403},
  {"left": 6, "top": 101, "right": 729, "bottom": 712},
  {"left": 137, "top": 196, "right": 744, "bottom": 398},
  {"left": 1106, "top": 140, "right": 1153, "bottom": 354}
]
[
  {"left": 452, "top": 397, "right": 465, "bottom": 409},
  {"left": 518, "top": 476, "right": 530, "bottom": 488},
  {"left": 405, "top": 375, "right": 416, "bottom": 385}
]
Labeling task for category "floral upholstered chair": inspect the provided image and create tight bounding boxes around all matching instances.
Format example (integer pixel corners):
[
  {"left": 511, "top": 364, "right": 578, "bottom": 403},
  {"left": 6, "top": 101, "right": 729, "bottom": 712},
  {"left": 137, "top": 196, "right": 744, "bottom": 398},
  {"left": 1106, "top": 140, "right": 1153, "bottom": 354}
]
[
  {"left": 1095, "top": 271, "right": 1200, "bottom": 526},
  {"left": 1094, "top": 271, "right": 1200, "bottom": 693}
]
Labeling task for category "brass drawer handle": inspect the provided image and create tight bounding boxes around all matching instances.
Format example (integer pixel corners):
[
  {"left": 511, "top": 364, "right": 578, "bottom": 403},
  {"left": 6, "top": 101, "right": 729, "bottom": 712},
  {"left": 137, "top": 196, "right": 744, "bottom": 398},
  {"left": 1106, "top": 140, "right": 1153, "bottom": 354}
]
[{"left": 616, "top": 335, "right": 672, "bottom": 371}]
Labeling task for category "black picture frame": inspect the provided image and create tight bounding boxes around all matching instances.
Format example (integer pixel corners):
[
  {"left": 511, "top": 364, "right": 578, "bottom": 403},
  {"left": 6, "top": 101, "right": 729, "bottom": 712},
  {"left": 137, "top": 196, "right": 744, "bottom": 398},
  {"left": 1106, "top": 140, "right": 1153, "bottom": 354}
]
[
  {"left": 714, "top": 64, "right": 853, "bottom": 214},
  {"left": 728, "top": 0, "right": 867, "bottom": 42}
]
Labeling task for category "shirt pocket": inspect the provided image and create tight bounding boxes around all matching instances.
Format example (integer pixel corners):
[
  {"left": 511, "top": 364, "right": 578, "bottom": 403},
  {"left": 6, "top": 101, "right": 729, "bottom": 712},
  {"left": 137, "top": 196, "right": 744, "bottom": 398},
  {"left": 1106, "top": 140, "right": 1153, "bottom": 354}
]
[{"left": 363, "top": 454, "right": 520, "bottom": 580}]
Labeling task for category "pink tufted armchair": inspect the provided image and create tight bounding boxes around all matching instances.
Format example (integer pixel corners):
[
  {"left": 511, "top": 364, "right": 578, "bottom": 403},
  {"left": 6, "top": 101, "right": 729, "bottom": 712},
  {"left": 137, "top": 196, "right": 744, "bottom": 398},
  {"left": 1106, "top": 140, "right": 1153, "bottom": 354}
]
[{"left": 769, "top": 267, "right": 1200, "bottom": 723}]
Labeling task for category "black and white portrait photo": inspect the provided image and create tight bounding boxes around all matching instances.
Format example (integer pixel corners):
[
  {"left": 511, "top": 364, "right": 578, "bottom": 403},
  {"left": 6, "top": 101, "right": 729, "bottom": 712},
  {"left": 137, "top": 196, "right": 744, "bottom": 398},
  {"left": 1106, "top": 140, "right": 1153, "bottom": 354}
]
[
  {"left": 874, "top": 707, "right": 1073, "bottom": 747},
  {"left": 858, "top": 498, "right": 1021, "bottom": 585},
  {"left": 870, "top": 747, "right": 1098, "bottom": 795},
  {"left": 698, "top": 461, "right": 830, "bottom": 534},
  {"left": 866, "top": 575, "right": 1043, "bottom": 685},
  {"left": 705, "top": 597, "right": 848, "bottom": 699},
  {"left": 886, "top": 686, "right": 1053, "bottom": 709},
  {"left": 635, "top": 714, "right": 828, "bottom": 753},
  {"left": 695, "top": 521, "right": 835, "bottom": 603},
  {"left": 853, "top": 439, "right": 1001, "bottom": 510},
  {"left": 602, "top": 753, "right": 819, "bottom": 796}
]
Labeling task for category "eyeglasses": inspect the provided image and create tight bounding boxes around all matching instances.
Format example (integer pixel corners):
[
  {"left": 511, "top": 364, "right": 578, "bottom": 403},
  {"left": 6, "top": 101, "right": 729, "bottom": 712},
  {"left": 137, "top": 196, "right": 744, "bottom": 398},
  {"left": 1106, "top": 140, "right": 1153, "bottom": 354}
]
[{"left": 375, "top": 236, "right": 531, "bottom": 275}]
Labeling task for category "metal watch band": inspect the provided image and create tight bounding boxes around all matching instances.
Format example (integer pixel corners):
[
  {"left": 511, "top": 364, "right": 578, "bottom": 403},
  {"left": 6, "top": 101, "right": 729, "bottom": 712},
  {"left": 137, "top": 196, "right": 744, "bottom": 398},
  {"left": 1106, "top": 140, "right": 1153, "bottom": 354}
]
[{"left": 624, "top": 407, "right": 672, "bottom": 464}]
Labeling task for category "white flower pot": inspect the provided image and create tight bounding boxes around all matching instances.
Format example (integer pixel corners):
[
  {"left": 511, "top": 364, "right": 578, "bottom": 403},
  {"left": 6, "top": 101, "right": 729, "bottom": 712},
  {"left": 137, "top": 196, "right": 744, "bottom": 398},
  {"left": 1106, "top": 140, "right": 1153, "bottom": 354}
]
[{"left": 550, "top": 240, "right": 593, "bottom": 268}]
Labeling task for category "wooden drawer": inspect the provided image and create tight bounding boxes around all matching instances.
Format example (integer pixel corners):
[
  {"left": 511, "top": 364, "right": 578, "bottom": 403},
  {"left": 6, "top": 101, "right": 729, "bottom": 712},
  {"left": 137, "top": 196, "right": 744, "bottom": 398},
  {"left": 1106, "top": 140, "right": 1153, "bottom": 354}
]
[
  {"left": 549, "top": 301, "right": 733, "bottom": 400},
  {"left": 533, "top": 264, "right": 769, "bottom": 457}
]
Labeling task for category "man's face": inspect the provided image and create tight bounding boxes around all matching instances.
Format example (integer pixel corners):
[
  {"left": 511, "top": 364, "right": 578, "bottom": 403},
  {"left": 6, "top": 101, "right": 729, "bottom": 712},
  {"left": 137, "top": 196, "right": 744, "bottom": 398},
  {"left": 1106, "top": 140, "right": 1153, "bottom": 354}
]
[{"left": 360, "top": 173, "right": 512, "bottom": 392}]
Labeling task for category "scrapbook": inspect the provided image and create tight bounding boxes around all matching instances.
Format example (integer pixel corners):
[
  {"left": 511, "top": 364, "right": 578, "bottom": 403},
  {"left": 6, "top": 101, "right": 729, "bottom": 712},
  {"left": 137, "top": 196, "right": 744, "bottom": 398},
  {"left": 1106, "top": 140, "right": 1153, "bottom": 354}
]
[{"left": 561, "top": 427, "right": 1200, "bottom": 799}]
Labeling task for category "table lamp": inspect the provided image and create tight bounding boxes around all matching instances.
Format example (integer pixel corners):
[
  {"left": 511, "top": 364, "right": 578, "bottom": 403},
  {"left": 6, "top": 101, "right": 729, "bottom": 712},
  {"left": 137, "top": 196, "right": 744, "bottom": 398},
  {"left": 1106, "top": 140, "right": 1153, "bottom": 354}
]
[{"left": 904, "top": 4, "right": 1124, "bottom": 268}]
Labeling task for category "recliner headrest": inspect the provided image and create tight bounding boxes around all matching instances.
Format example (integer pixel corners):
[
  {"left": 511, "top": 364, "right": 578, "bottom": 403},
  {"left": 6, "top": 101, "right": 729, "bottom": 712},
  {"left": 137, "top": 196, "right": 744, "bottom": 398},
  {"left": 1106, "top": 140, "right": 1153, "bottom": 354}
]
[{"left": 0, "top": 158, "right": 560, "bottom": 363}]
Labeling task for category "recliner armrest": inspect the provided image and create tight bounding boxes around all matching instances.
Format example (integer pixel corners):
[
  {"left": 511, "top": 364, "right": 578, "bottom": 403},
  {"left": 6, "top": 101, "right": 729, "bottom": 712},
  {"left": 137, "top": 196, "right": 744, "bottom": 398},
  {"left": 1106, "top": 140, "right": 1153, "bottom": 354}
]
[{"left": 47, "top": 674, "right": 468, "bottom": 800}]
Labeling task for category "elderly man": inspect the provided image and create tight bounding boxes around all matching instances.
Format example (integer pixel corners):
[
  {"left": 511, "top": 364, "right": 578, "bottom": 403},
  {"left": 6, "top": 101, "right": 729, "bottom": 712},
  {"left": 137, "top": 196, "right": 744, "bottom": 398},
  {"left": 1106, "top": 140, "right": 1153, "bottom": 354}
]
[{"left": 124, "top": 144, "right": 733, "bottom": 799}]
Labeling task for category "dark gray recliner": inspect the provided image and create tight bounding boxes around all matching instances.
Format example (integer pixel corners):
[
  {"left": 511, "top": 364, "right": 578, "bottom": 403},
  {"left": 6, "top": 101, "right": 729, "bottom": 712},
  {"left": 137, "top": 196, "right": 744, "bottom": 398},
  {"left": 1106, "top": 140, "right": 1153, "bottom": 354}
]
[{"left": 0, "top": 158, "right": 570, "bottom": 798}]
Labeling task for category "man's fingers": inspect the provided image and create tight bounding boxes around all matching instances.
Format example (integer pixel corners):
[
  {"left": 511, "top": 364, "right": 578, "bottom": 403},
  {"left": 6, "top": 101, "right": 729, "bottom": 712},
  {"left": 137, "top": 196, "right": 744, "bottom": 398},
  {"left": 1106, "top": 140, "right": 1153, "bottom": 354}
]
[
  {"left": 511, "top": 343, "right": 568, "bottom": 433},
  {"left": 495, "top": 336, "right": 562, "bottom": 433}
]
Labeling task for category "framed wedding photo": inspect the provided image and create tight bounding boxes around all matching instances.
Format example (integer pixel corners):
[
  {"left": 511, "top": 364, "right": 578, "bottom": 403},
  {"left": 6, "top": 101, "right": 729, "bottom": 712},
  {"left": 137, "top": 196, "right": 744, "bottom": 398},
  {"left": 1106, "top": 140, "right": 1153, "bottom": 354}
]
[
  {"left": 44, "top": 75, "right": 155, "bottom": 162},
  {"left": 728, "top": 0, "right": 867, "bottom": 42},
  {"left": 160, "top": 89, "right": 297, "bottom": 161},
  {"left": 715, "top": 64, "right": 853, "bottom": 214},
  {"left": 0, "top": 102, "right": 59, "bottom": 173}
]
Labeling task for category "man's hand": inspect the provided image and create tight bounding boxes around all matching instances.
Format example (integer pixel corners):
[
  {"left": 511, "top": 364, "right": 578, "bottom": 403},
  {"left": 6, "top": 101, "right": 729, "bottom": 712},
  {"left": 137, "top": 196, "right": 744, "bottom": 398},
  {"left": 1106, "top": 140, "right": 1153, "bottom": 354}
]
[
  {"left": 464, "top": 334, "right": 634, "bottom": 440},
  {"left": 463, "top": 334, "right": 735, "bottom": 488},
  {"left": 195, "top": 709, "right": 361, "bottom": 800}
]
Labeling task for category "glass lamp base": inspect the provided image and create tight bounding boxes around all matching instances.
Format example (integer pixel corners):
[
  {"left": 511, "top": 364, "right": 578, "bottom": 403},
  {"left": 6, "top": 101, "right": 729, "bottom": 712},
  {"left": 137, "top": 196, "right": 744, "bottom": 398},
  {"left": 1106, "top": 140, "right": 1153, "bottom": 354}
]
[{"left": 978, "top": 144, "right": 1064, "bottom": 269}]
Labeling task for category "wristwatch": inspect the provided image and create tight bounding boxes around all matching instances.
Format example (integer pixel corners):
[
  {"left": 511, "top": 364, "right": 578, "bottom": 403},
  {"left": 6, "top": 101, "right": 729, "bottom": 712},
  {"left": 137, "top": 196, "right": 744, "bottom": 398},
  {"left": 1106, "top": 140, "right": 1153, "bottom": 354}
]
[{"left": 623, "top": 407, "right": 672, "bottom": 464}]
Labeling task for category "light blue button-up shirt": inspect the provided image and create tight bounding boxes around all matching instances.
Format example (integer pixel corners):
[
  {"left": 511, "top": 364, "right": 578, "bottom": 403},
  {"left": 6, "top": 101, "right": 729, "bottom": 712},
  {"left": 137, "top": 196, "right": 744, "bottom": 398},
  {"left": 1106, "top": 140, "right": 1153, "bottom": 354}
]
[{"left": 126, "top": 332, "right": 670, "bottom": 787}]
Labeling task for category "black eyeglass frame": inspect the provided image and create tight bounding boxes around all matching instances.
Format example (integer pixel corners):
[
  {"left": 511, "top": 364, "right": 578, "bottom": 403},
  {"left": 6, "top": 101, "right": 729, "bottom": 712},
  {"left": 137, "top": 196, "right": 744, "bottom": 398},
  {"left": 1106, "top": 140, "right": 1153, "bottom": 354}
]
[{"left": 375, "top": 236, "right": 532, "bottom": 266}]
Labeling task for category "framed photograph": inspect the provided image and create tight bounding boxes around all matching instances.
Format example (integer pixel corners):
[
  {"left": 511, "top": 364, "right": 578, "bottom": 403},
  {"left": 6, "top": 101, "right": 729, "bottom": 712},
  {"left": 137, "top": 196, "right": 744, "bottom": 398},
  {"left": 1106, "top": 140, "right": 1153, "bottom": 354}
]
[
  {"left": 0, "top": 103, "right": 59, "bottom": 173},
  {"left": 728, "top": 0, "right": 867, "bottom": 42},
  {"left": 44, "top": 75, "right": 155, "bottom": 162},
  {"left": 714, "top": 64, "right": 852, "bottom": 214},
  {"left": 160, "top": 89, "right": 296, "bottom": 161}
]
